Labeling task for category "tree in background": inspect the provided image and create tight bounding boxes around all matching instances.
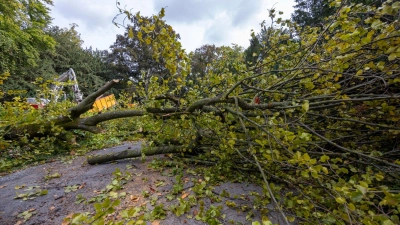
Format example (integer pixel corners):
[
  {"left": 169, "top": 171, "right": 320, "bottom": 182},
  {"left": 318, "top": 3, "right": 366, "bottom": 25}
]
[
  {"left": 291, "top": 0, "right": 335, "bottom": 27},
  {"left": 41, "top": 25, "right": 108, "bottom": 96},
  {"left": 244, "top": 35, "right": 262, "bottom": 68},
  {"left": 245, "top": 12, "right": 294, "bottom": 79},
  {"left": 107, "top": 13, "right": 184, "bottom": 98},
  {"left": 190, "top": 44, "right": 221, "bottom": 79},
  {"left": 189, "top": 44, "right": 245, "bottom": 98},
  {"left": 291, "top": 0, "right": 383, "bottom": 27},
  {"left": 3, "top": 24, "right": 111, "bottom": 100},
  {"left": 0, "top": 0, "right": 55, "bottom": 100}
]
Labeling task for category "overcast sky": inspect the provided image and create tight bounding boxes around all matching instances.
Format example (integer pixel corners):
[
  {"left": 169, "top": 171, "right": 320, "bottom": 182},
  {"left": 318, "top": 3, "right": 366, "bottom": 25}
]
[{"left": 50, "top": 0, "right": 295, "bottom": 53}]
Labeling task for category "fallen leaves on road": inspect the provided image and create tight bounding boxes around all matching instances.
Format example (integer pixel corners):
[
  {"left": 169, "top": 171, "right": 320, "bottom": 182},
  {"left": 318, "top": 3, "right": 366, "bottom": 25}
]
[
  {"left": 130, "top": 195, "right": 140, "bottom": 202},
  {"left": 151, "top": 220, "right": 160, "bottom": 225},
  {"left": 181, "top": 191, "right": 189, "bottom": 199}
]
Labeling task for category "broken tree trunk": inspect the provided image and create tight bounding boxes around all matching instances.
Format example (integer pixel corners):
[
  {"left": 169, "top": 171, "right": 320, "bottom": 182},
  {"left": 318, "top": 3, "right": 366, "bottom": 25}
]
[{"left": 87, "top": 145, "right": 185, "bottom": 165}]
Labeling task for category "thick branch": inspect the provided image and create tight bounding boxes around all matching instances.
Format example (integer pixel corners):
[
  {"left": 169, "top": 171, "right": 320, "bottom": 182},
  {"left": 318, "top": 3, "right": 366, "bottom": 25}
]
[
  {"left": 155, "top": 93, "right": 181, "bottom": 105},
  {"left": 69, "top": 79, "right": 119, "bottom": 118},
  {"left": 87, "top": 145, "right": 184, "bottom": 165},
  {"left": 186, "top": 96, "right": 223, "bottom": 112},
  {"left": 84, "top": 110, "right": 145, "bottom": 126}
]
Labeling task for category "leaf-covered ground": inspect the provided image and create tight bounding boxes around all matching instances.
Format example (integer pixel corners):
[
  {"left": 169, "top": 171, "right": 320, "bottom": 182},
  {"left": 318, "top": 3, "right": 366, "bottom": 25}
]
[{"left": 0, "top": 142, "right": 288, "bottom": 225}]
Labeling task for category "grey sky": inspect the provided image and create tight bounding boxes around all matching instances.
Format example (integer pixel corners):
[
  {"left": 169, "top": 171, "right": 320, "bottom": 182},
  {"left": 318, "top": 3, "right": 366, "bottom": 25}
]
[{"left": 50, "top": 0, "right": 295, "bottom": 52}]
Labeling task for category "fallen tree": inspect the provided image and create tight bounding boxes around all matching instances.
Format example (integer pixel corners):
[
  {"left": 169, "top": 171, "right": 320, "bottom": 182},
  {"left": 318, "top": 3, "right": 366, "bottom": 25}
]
[{"left": 2, "top": 2, "right": 400, "bottom": 224}]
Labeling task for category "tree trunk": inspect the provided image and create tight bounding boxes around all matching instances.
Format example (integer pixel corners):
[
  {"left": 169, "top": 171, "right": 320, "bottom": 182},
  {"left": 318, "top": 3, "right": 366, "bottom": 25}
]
[{"left": 87, "top": 145, "right": 184, "bottom": 165}]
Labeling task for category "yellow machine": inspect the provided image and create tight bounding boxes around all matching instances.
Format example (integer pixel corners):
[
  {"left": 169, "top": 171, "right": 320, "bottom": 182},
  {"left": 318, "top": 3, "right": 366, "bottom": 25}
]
[{"left": 89, "top": 94, "right": 117, "bottom": 112}]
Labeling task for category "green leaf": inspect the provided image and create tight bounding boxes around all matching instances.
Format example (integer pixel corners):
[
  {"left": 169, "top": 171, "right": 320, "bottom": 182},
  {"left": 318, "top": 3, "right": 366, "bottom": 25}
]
[
  {"left": 228, "top": 139, "right": 235, "bottom": 146},
  {"left": 94, "top": 203, "right": 102, "bottom": 212},
  {"left": 355, "top": 185, "right": 367, "bottom": 195},
  {"left": 262, "top": 216, "right": 273, "bottom": 225},
  {"left": 350, "top": 191, "right": 363, "bottom": 202},
  {"left": 382, "top": 220, "right": 395, "bottom": 225},
  {"left": 302, "top": 100, "right": 309, "bottom": 112},
  {"left": 381, "top": 193, "right": 400, "bottom": 206},
  {"left": 370, "top": 19, "right": 381, "bottom": 28},
  {"left": 287, "top": 216, "right": 296, "bottom": 222},
  {"left": 311, "top": 171, "right": 319, "bottom": 178},
  {"left": 303, "top": 153, "right": 311, "bottom": 161},
  {"left": 226, "top": 201, "right": 237, "bottom": 208},
  {"left": 299, "top": 132, "right": 311, "bottom": 141},
  {"left": 348, "top": 203, "right": 355, "bottom": 211},
  {"left": 301, "top": 170, "right": 309, "bottom": 178},
  {"left": 320, "top": 155, "right": 330, "bottom": 162},
  {"left": 109, "top": 191, "right": 118, "bottom": 199}
]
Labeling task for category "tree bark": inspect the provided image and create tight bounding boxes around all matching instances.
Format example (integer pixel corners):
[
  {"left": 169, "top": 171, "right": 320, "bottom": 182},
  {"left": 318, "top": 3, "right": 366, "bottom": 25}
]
[{"left": 87, "top": 145, "right": 185, "bottom": 165}]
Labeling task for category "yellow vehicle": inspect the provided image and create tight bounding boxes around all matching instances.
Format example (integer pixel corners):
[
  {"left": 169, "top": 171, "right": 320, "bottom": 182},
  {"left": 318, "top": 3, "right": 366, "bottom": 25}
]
[
  {"left": 28, "top": 68, "right": 117, "bottom": 112},
  {"left": 89, "top": 94, "right": 117, "bottom": 112}
]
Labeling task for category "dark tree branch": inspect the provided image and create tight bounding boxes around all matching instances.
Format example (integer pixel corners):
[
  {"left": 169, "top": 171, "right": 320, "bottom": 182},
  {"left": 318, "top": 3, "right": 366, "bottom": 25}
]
[
  {"left": 87, "top": 145, "right": 184, "bottom": 165},
  {"left": 69, "top": 79, "right": 120, "bottom": 118}
]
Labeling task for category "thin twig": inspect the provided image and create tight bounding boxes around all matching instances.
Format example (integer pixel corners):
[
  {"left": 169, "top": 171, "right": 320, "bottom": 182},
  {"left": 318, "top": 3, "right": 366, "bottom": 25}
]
[
  {"left": 298, "top": 122, "right": 400, "bottom": 169},
  {"left": 233, "top": 97, "right": 290, "bottom": 225}
]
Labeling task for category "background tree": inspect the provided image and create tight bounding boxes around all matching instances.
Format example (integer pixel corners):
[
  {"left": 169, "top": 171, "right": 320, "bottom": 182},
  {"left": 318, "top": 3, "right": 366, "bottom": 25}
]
[
  {"left": 0, "top": 0, "right": 55, "bottom": 101},
  {"left": 190, "top": 44, "right": 221, "bottom": 79},
  {"left": 41, "top": 25, "right": 108, "bottom": 96},
  {"left": 107, "top": 13, "right": 185, "bottom": 99},
  {"left": 291, "top": 0, "right": 335, "bottom": 27},
  {"left": 244, "top": 35, "right": 262, "bottom": 68},
  {"left": 291, "top": 0, "right": 383, "bottom": 27},
  {"left": 18, "top": 25, "right": 110, "bottom": 100},
  {"left": 188, "top": 44, "right": 245, "bottom": 99}
]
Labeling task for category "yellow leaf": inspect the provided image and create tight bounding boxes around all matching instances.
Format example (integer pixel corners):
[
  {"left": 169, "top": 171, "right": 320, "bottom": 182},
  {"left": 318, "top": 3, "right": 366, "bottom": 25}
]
[
  {"left": 303, "top": 153, "right": 311, "bottom": 161},
  {"left": 322, "top": 167, "right": 329, "bottom": 174},
  {"left": 287, "top": 216, "right": 295, "bottom": 222},
  {"left": 130, "top": 195, "right": 140, "bottom": 202},
  {"left": 181, "top": 192, "right": 189, "bottom": 199},
  {"left": 388, "top": 53, "right": 397, "bottom": 61},
  {"left": 302, "top": 100, "right": 309, "bottom": 112},
  {"left": 137, "top": 31, "right": 143, "bottom": 41},
  {"left": 128, "top": 27, "right": 133, "bottom": 38},
  {"left": 336, "top": 197, "right": 346, "bottom": 204},
  {"left": 375, "top": 173, "right": 384, "bottom": 181},
  {"left": 262, "top": 216, "right": 273, "bottom": 225},
  {"left": 320, "top": 155, "right": 330, "bottom": 162}
]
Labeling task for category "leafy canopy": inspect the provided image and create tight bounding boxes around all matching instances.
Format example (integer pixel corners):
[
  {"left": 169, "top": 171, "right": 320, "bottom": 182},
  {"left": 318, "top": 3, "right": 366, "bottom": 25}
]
[
  {"left": 0, "top": 0, "right": 55, "bottom": 76},
  {"left": 117, "top": 1, "right": 400, "bottom": 224}
]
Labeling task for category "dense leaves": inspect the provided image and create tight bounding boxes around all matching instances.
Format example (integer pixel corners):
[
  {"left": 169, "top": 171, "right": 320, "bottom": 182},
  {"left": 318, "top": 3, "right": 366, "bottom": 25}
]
[
  {"left": 0, "top": 0, "right": 55, "bottom": 100},
  {"left": 108, "top": 10, "right": 187, "bottom": 98},
  {"left": 41, "top": 25, "right": 108, "bottom": 96},
  {"left": 112, "top": 2, "right": 400, "bottom": 224},
  {"left": 291, "top": 0, "right": 383, "bottom": 27},
  {"left": 1, "top": 0, "right": 400, "bottom": 224}
]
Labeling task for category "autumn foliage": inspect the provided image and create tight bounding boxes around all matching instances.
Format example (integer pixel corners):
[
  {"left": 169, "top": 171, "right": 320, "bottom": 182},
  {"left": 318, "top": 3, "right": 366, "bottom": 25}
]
[{"left": 1, "top": 0, "right": 400, "bottom": 224}]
